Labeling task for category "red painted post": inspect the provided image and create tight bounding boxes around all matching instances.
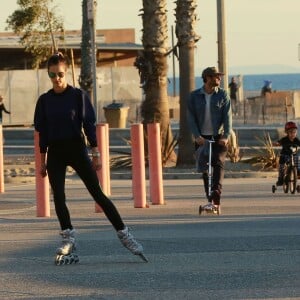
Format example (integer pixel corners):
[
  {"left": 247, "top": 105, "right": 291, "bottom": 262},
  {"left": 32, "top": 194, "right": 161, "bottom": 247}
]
[
  {"left": 131, "top": 124, "right": 147, "bottom": 208},
  {"left": 95, "top": 124, "right": 110, "bottom": 213},
  {"left": 0, "top": 125, "right": 4, "bottom": 193},
  {"left": 147, "top": 123, "right": 164, "bottom": 205},
  {"left": 104, "top": 123, "right": 111, "bottom": 196},
  {"left": 34, "top": 131, "right": 50, "bottom": 217}
]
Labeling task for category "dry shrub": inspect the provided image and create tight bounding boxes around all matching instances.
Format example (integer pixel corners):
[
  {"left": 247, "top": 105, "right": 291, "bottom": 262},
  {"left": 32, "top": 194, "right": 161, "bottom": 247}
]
[
  {"left": 110, "top": 126, "right": 178, "bottom": 169},
  {"left": 243, "top": 132, "right": 279, "bottom": 170}
]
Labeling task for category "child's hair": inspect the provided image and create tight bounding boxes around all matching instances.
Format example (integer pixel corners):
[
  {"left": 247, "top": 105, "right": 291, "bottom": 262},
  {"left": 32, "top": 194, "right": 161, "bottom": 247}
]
[{"left": 47, "top": 52, "right": 68, "bottom": 69}]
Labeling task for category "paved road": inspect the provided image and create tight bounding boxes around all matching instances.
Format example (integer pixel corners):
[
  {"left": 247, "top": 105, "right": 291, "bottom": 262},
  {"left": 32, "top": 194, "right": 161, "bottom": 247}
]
[{"left": 0, "top": 177, "right": 300, "bottom": 299}]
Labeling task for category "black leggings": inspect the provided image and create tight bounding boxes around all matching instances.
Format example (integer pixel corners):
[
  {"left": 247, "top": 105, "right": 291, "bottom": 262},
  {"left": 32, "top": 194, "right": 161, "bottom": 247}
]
[{"left": 46, "top": 140, "right": 125, "bottom": 231}]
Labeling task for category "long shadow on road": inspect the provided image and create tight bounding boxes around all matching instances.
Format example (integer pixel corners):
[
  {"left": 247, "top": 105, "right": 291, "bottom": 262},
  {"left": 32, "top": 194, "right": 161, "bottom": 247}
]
[{"left": 1, "top": 212, "right": 300, "bottom": 300}]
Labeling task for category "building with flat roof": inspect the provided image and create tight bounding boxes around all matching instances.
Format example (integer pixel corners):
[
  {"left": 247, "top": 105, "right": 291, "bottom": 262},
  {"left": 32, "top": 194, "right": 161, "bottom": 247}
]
[{"left": 0, "top": 28, "right": 143, "bottom": 70}]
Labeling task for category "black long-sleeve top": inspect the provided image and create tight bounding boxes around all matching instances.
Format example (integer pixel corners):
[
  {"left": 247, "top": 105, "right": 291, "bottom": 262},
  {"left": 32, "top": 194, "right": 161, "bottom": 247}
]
[
  {"left": 278, "top": 136, "right": 300, "bottom": 155},
  {"left": 34, "top": 85, "right": 97, "bottom": 153}
]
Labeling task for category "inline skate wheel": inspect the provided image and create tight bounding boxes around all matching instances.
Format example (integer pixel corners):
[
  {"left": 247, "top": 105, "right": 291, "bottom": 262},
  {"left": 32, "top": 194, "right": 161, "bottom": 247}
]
[
  {"left": 55, "top": 253, "right": 79, "bottom": 265},
  {"left": 72, "top": 253, "right": 79, "bottom": 263}
]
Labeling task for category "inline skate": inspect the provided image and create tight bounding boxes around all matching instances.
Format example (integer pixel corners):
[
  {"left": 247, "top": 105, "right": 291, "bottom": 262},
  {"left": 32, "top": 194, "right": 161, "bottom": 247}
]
[
  {"left": 55, "top": 229, "right": 79, "bottom": 265},
  {"left": 117, "top": 226, "right": 148, "bottom": 262}
]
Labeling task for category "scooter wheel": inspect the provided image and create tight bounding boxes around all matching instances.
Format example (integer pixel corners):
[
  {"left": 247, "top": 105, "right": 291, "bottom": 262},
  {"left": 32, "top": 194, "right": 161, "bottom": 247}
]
[{"left": 199, "top": 205, "right": 202, "bottom": 215}]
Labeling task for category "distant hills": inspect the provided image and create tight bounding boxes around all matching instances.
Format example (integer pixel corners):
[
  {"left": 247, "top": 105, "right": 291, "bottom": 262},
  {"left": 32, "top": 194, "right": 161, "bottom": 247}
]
[{"left": 228, "top": 64, "right": 300, "bottom": 75}]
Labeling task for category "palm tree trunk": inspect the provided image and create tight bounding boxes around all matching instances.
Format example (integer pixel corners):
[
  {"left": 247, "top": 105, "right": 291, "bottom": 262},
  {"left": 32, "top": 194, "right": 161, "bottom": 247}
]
[
  {"left": 79, "top": 0, "right": 93, "bottom": 94},
  {"left": 138, "top": 0, "right": 176, "bottom": 165},
  {"left": 175, "top": 0, "right": 200, "bottom": 166}
]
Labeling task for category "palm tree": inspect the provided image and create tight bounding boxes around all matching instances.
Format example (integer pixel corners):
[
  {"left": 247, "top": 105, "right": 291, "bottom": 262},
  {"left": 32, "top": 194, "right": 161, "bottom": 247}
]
[
  {"left": 79, "top": 0, "right": 93, "bottom": 93},
  {"left": 175, "top": 0, "right": 200, "bottom": 166},
  {"left": 136, "top": 0, "right": 175, "bottom": 164}
]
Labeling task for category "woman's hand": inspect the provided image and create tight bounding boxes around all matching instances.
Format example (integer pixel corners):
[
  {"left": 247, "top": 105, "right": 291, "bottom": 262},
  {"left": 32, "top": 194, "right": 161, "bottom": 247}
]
[
  {"left": 92, "top": 156, "right": 101, "bottom": 171},
  {"left": 91, "top": 149, "right": 101, "bottom": 171}
]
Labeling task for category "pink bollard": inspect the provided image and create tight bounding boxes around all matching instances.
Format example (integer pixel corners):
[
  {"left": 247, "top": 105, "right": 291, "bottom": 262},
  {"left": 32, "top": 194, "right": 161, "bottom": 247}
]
[
  {"left": 147, "top": 123, "right": 164, "bottom": 205},
  {"left": 103, "top": 123, "right": 111, "bottom": 196},
  {"left": 95, "top": 123, "right": 110, "bottom": 213},
  {"left": 131, "top": 124, "right": 147, "bottom": 208},
  {"left": 0, "top": 125, "right": 4, "bottom": 193},
  {"left": 34, "top": 131, "right": 50, "bottom": 217}
]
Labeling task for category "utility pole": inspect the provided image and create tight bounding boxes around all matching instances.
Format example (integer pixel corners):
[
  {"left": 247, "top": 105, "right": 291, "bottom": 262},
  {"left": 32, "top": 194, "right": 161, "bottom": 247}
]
[
  {"left": 216, "top": 0, "right": 228, "bottom": 90},
  {"left": 87, "top": 0, "right": 98, "bottom": 121}
]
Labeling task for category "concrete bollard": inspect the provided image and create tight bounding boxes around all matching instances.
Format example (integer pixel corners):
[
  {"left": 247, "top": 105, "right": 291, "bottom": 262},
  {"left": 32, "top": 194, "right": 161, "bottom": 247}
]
[
  {"left": 95, "top": 123, "right": 111, "bottom": 213},
  {"left": 131, "top": 124, "right": 147, "bottom": 208},
  {"left": 147, "top": 123, "right": 164, "bottom": 205},
  {"left": 34, "top": 131, "right": 50, "bottom": 217},
  {"left": 103, "top": 123, "right": 111, "bottom": 196},
  {"left": 0, "top": 125, "right": 4, "bottom": 193}
]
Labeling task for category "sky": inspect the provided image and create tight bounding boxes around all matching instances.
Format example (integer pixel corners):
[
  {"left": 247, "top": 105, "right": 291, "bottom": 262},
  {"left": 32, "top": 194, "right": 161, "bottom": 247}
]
[{"left": 0, "top": 0, "right": 300, "bottom": 75}]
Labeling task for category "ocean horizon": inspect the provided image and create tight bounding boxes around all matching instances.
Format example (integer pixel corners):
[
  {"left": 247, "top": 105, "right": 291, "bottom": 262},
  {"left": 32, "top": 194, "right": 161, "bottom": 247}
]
[{"left": 167, "top": 73, "right": 300, "bottom": 95}]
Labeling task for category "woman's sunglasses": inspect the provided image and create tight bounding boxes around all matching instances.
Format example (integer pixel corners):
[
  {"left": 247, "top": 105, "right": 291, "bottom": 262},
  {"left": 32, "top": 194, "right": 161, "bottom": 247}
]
[{"left": 48, "top": 71, "right": 65, "bottom": 79}]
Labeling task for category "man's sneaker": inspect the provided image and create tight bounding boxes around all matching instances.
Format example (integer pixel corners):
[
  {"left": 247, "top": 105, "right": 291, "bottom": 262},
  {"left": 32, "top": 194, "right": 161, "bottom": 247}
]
[
  {"left": 214, "top": 204, "right": 221, "bottom": 215},
  {"left": 117, "top": 226, "right": 143, "bottom": 255},
  {"left": 200, "top": 202, "right": 220, "bottom": 214},
  {"left": 202, "top": 202, "right": 215, "bottom": 211},
  {"left": 56, "top": 229, "right": 76, "bottom": 255}
]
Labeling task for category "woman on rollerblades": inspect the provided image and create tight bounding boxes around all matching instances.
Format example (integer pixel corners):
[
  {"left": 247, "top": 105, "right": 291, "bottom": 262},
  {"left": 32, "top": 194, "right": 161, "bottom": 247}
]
[
  {"left": 187, "top": 66, "right": 232, "bottom": 214},
  {"left": 34, "top": 52, "right": 147, "bottom": 264}
]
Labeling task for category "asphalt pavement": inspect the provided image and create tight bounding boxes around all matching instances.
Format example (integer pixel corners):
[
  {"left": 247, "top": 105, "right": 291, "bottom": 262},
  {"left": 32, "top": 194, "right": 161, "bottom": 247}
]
[{"left": 1, "top": 176, "right": 300, "bottom": 300}]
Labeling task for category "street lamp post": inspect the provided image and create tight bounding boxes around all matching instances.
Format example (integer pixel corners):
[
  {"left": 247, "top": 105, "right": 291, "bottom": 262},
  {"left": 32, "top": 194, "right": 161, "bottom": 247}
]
[{"left": 87, "top": 0, "right": 98, "bottom": 122}]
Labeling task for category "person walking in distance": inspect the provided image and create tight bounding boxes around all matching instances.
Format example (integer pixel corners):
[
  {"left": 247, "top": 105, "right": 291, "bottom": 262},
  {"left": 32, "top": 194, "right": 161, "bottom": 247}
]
[
  {"left": 0, "top": 95, "right": 11, "bottom": 123},
  {"left": 34, "top": 52, "right": 147, "bottom": 264},
  {"left": 228, "top": 77, "right": 238, "bottom": 116},
  {"left": 187, "top": 66, "right": 232, "bottom": 213}
]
